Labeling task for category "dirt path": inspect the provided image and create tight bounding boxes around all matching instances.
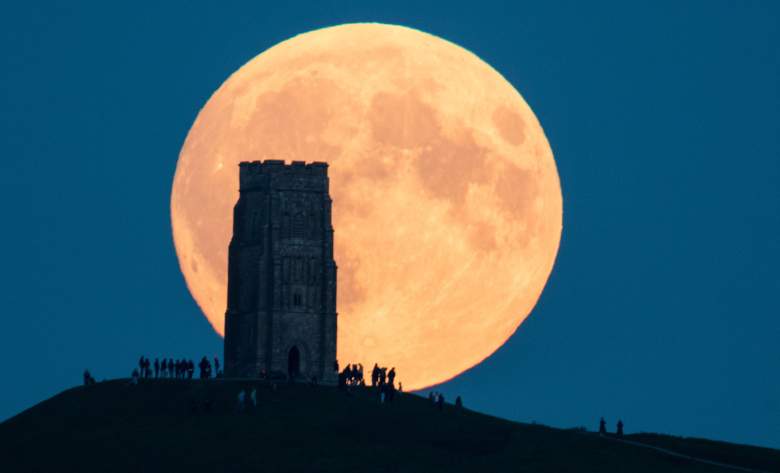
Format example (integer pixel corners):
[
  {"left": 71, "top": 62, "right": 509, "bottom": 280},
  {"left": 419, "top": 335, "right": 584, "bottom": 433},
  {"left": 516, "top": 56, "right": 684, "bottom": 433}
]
[{"left": 601, "top": 435, "right": 774, "bottom": 473}]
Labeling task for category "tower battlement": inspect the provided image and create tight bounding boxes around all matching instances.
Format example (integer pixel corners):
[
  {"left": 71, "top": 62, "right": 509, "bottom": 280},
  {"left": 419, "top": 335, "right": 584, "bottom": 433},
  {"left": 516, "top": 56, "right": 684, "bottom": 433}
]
[{"left": 239, "top": 160, "right": 329, "bottom": 192}]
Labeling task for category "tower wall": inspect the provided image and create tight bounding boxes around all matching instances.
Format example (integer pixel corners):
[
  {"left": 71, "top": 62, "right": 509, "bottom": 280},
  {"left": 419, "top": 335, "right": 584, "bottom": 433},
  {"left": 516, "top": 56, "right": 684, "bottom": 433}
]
[{"left": 224, "top": 160, "right": 337, "bottom": 384}]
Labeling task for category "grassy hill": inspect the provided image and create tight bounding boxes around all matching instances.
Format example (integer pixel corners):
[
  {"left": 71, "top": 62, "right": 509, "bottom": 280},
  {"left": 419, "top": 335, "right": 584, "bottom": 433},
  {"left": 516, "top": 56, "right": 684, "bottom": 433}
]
[{"left": 1, "top": 379, "right": 778, "bottom": 473}]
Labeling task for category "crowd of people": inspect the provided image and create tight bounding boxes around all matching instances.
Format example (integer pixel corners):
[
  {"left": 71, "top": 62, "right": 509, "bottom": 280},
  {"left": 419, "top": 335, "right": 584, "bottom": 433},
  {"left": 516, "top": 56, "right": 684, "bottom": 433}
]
[
  {"left": 129, "top": 356, "right": 221, "bottom": 384},
  {"left": 85, "top": 355, "right": 472, "bottom": 416},
  {"left": 82, "top": 354, "right": 628, "bottom": 439},
  {"left": 337, "top": 362, "right": 365, "bottom": 386},
  {"left": 337, "top": 362, "right": 399, "bottom": 389},
  {"left": 336, "top": 360, "right": 410, "bottom": 404}
]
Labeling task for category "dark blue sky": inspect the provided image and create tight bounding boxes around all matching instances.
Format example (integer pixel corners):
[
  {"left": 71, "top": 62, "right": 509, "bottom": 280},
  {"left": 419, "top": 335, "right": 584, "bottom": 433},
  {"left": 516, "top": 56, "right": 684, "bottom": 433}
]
[{"left": 1, "top": 1, "right": 778, "bottom": 448}]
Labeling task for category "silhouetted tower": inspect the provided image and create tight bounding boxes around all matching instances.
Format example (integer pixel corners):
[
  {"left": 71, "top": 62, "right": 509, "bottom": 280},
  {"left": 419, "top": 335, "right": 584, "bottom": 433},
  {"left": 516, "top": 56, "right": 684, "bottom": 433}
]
[{"left": 224, "top": 160, "right": 337, "bottom": 384}]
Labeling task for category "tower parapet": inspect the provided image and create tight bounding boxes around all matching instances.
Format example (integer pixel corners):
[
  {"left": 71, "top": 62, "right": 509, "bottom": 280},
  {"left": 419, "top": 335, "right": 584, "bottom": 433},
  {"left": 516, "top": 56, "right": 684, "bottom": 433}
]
[{"left": 239, "top": 160, "right": 329, "bottom": 192}]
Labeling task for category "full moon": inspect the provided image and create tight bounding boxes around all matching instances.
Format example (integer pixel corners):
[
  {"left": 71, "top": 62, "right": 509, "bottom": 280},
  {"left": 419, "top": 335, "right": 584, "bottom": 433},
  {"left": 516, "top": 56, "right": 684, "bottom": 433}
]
[{"left": 172, "top": 23, "right": 562, "bottom": 390}]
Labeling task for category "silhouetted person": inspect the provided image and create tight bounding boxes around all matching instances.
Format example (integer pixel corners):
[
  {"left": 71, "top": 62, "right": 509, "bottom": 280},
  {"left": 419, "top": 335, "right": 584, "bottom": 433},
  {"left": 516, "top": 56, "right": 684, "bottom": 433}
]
[
  {"left": 387, "top": 383, "right": 396, "bottom": 402},
  {"left": 387, "top": 367, "right": 396, "bottom": 387},
  {"left": 138, "top": 356, "right": 145, "bottom": 377},
  {"left": 437, "top": 393, "right": 444, "bottom": 411},
  {"left": 214, "top": 357, "right": 220, "bottom": 375},
  {"left": 199, "top": 356, "right": 211, "bottom": 379},
  {"left": 398, "top": 382, "right": 403, "bottom": 392},
  {"left": 371, "top": 363, "right": 380, "bottom": 387},
  {"left": 599, "top": 417, "right": 607, "bottom": 435},
  {"left": 187, "top": 360, "right": 194, "bottom": 379},
  {"left": 154, "top": 358, "right": 159, "bottom": 378},
  {"left": 161, "top": 359, "right": 167, "bottom": 378},
  {"left": 168, "top": 358, "right": 174, "bottom": 378},
  {"left": 83, "top": 370, "right": 94, "bottom": 386},
  {"left": 379, "top": 367, "right": 387, "bottom": 386},
  {"left": 237, "top": 389, "right": 246, "bottom": 412},
  {"left": 455, "top": 396, "right": 463, "bottom": 409},
  {"left": 338, "top": 370, "right": 346, "bottom": 390},
  {"left": 616, "top": 420, "right": 624, "bottom": 437},
  {"left": 130, "top": 368, "right": 139, "bottom": 385}
]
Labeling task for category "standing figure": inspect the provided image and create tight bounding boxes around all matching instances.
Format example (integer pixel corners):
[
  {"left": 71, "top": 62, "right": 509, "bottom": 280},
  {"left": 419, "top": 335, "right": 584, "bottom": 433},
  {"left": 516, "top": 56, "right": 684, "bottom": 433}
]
[
  {"left": 237, "top": 389, "right": 246, "bottom": 412},
  {"left": 154, "top": 358, "right": 160, "bottom": 378},
  {"left": 199, "top": 356, "right": 211, "bottom": 379},
  {"left": 599, "top": 417, "right": 607, "bottom": 435},
  {"left": 616, "top": 420, "right": 624, "bottom": 437}
]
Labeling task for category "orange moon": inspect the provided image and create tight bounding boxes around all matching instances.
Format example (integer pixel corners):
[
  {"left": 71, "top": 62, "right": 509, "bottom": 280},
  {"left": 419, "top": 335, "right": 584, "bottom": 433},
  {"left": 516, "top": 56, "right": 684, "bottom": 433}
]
[{"left": 172, "top": 23, "right": 562, "bottom": 390}]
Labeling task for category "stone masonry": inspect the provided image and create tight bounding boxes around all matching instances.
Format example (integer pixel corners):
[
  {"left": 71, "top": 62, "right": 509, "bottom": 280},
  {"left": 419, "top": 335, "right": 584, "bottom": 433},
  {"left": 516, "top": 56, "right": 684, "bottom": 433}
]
[{"left": 224, "top": 160, "right": 337, "bottom": 384}]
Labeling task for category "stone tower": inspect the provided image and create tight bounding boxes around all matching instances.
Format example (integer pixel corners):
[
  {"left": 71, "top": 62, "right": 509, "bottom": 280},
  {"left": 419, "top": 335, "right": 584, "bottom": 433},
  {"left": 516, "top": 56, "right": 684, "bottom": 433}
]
[{"left": 224, "top": 160, "right": 337, "bottom": 384}]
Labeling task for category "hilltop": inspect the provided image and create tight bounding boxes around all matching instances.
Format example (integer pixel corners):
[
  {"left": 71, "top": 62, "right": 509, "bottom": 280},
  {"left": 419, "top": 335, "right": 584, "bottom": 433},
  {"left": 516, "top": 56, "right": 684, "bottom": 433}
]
[{"left": 1, "top": 380, "right": 778, "bottom": 473}]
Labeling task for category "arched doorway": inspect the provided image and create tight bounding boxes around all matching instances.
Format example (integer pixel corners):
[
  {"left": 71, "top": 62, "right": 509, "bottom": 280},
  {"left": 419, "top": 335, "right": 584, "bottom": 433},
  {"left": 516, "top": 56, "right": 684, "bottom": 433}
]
[{"left": 288, "top": 346, "right": 300, "bottom": 380}]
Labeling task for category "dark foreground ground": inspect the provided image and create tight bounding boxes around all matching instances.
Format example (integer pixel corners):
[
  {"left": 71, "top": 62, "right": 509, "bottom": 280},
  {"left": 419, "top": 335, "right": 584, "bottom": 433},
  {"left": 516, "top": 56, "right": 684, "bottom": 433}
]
[{"left": 1, "top": 379, "right": 778, "bottom": 473}]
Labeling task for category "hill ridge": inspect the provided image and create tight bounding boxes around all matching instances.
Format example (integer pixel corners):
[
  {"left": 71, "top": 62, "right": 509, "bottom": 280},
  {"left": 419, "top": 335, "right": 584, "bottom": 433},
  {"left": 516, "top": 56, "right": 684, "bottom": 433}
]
[{"left": 2, "top": 380, "right": 778, "bottom": 473}]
